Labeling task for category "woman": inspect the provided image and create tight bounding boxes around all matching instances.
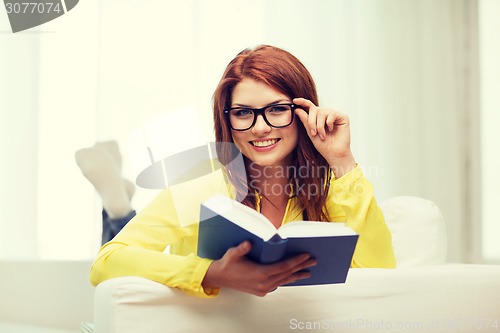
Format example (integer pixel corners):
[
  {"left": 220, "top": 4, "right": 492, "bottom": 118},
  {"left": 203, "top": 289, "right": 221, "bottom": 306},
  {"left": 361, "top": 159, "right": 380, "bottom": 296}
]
[{"left": 89, "top": 45, "right": 395, "bottom": 298}]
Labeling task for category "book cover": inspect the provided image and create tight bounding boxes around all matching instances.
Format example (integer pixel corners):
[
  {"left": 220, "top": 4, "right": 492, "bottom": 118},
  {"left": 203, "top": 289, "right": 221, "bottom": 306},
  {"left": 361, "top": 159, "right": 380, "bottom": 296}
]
[{"left": 197, "top": 195, "right": 359, "bottom": 286}]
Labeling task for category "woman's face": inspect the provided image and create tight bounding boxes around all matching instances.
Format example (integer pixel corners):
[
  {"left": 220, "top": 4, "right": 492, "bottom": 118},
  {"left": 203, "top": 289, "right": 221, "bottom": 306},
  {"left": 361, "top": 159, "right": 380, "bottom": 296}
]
[{"left": 229, "top": 78, "right": 298, "bottom": 169}]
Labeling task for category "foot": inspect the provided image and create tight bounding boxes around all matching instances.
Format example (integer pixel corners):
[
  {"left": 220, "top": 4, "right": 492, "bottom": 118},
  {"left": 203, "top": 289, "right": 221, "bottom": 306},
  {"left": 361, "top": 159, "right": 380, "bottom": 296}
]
[
  {"left": 123, "top": 178, "right": 136, "bottom": 202},
  {"left": 75, "top": 143, "right": 134, "bottom": 219},
  {"left": 94, "top": 141, "right": 122, "bottom": 170}
]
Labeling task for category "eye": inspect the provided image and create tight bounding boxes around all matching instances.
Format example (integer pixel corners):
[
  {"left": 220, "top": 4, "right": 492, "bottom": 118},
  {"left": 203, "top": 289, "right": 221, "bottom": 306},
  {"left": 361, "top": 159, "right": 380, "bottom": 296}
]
[
  {"left": 267, "top": 105, "right": 291, "bottom": 113},
  {"left": 231, "top": 108, "right": 254, "bottom": 117}
]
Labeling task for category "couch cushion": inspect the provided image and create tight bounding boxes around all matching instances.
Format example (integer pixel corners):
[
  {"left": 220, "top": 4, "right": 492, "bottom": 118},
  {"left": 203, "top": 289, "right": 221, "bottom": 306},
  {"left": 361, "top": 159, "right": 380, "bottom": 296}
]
[{"left": 380, "top": 196, "right": 447, "bottom": 267}]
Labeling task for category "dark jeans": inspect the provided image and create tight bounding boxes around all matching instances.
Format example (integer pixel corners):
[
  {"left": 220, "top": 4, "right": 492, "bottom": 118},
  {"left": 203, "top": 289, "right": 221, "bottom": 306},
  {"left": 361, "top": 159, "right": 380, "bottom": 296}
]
[{"left": 102, "top": 210, "right": 136, "bottom": 245}]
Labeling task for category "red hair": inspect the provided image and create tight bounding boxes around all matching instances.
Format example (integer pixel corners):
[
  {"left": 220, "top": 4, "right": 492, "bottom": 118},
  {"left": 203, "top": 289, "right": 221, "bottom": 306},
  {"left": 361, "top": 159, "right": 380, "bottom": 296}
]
[{"left": 213, "top": 45, "right": 331, "bottom": 221}]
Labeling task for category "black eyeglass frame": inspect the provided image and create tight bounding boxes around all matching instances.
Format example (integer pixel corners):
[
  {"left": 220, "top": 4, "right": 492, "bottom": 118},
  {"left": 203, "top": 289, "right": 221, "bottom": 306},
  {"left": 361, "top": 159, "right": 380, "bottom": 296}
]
[{"left": 223, "top": 103, "right": 298, "bottom": 131}]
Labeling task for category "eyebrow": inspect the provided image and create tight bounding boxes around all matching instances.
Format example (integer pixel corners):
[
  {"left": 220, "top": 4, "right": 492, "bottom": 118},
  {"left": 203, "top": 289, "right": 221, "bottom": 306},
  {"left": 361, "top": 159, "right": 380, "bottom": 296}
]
[{"left": 231, "top": 99, "right": 290, "bottom": 108}]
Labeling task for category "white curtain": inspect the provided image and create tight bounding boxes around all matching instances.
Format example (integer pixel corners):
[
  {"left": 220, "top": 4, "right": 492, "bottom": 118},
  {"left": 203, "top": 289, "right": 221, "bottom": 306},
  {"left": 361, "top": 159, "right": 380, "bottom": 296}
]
[
  {"left": 0, "top": 34, "right": 41, "bottom": 258},
  {"left": 479, "top": 0, "right": 500, "bottom": 262},
  {"left": 0, "top": 0, "right": 484, "bottom": 261}
]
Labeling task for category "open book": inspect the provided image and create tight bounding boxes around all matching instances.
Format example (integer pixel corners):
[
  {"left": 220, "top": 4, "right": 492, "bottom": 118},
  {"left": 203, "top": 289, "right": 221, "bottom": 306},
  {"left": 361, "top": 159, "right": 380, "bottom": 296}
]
[{"left": 197, "top": 194, "right": 359, "bottom": 286}]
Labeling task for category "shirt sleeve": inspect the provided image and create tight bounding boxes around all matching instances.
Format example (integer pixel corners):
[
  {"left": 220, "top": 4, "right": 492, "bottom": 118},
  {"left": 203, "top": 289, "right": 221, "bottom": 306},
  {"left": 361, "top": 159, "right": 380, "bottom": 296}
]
[
  {"left": 89, "top": 187, "right": 220, "bottom": 298},
  {"left": 325, "top": 165, "right": 396, "bottom": 268}
]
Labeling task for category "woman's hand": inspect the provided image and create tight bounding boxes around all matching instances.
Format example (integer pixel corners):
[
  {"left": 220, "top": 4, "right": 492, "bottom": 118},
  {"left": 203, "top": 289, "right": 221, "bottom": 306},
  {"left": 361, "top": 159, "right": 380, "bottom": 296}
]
[
  {"left": 202, "top": 241, "right": 316, "bottom": 297},
  {"left": 294, "top": 98, "right": 357, "bottom": 178}
]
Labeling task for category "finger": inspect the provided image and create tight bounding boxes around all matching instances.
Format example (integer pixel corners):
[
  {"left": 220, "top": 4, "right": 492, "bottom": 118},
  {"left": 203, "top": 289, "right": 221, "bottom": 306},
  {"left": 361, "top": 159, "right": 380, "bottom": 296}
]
[
  {"left": 289, "top": 258, "right": 317, "bottom": 274},
  {"left": 293, "top": 98, "right": 319, "bottom": 136},
  {"left": 252, "top": 261, "right": 313, "bottom": 296},
  {"left": 252, "top": 257, "right": 315, "bottom": 296},
  {"left": 316, "top": 111, "right": 328, "bottom": 140},
  {"left": 225, "top": 241, "right": 251, "bottom": 260},
  {"left": 270, "top": 258, "right": 317, "bottom": 286},
  {"left": 326, "top": 113, "right": 335, "bottom": 132},
  {"left": 293, "top": 97, "right": 316, "bottom": 110},
  {"left": 331, "top": 111, "right": 349, "bottom": 127},
  {"left": 274, "top": 270, "right": 312, "bottom": 287},
  {"left": 307, "top": 107, "right": 318, "bottom": 136},
  {"left": 295, "top": 107, "right": 317, "bottom": 137},
  {"left": 265, "top": 253, "right": 313, "bottom": 276},
  {"left": 294, "top": 107, "right": 309, "bottom": 126}
]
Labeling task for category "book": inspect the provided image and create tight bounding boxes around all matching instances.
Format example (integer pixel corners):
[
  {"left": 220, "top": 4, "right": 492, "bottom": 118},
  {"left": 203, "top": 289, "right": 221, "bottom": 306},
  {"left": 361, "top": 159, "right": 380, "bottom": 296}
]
[{"left": 197, "top": 194, "right": 359, "bottom": 286}]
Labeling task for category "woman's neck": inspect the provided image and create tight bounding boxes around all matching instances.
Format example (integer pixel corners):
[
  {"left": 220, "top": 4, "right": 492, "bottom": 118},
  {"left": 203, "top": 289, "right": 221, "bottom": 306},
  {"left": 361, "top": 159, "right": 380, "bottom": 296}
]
[
  {"left": 247, "top": 162, "right": 292, "bottom": 228},
  {"left": 248, "top": 162, "right": 291, "bottom": 199},
  {"left": 247, "top": 163, "right": 292, "bottom": 228}
]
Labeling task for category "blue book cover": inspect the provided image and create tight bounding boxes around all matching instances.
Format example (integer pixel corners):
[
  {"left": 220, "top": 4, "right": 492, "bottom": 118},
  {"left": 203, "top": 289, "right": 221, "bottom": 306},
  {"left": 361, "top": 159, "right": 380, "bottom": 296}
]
[{"left": 197, "top": 195, "right": 359, "bottom": 286}]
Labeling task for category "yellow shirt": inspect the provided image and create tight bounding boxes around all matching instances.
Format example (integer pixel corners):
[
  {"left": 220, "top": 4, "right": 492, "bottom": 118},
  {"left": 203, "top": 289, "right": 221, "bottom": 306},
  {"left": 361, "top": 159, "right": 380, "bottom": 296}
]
[{"left": 90, "top": 165, "right": 395, "bottom": 298}]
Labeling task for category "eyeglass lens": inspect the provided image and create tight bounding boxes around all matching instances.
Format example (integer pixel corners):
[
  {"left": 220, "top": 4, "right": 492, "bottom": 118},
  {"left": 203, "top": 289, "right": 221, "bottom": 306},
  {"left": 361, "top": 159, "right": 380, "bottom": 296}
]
[{"left": 228, "top": 104, "right": 293, "bottom": 130}]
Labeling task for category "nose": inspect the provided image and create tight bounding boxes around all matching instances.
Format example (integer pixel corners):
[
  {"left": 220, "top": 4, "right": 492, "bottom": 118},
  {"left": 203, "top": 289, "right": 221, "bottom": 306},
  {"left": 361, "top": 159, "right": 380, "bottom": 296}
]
[{"left": 251, "top": 114, "right": 271, "bottom": 134}]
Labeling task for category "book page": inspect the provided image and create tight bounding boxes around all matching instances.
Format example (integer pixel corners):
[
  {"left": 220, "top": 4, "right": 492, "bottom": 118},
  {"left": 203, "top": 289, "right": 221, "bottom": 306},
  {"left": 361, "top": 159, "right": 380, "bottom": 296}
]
[
  {"left": 278, "top": 221, "right": 357, "bottom": 239},
  {"left": 202, "top": 195, "right": 278, "bottom": 240}
]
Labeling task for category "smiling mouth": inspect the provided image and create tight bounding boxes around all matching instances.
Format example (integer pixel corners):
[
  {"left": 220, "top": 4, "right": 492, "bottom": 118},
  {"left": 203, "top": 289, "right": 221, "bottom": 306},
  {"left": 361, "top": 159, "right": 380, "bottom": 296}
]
[{"left": 251, "top": 139, "right": 280, "bottom": 147}]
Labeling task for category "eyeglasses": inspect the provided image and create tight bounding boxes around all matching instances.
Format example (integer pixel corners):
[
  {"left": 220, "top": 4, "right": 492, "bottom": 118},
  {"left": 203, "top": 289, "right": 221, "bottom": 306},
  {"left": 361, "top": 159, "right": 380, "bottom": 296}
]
[{"left": 224, "top": 103, "right": 297, "bottom": 131}]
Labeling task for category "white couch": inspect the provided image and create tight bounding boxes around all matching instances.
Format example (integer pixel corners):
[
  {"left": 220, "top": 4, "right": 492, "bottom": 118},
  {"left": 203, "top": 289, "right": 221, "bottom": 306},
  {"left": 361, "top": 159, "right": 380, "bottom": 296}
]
[
  {"left": 93, "top": 197, "right": 500, "bottom": 333},
  {"left": 0, "top": 260, "right": 94, "bottom": 333}
]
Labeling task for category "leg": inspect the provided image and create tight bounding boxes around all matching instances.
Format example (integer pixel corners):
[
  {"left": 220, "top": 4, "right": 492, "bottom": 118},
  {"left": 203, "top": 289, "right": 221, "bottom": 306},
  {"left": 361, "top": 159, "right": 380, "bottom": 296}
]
[
  {"left": 101, "top": 209, "right": 136, "bottom": 245},
  {"left": 75, "top": 141, "right": 135, "bottom": 244}
]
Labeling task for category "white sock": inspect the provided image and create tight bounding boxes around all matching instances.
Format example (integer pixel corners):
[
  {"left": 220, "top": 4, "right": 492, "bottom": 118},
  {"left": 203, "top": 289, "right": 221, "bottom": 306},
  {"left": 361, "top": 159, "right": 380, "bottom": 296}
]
[{"left": 75, "top": 142, "right": 133, "bottom": 219}]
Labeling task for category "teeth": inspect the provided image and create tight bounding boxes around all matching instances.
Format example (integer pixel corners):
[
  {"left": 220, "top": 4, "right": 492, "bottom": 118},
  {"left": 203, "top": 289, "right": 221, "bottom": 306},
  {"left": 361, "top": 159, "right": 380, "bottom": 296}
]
[{"left": 252, "top": 139, "right": 278, "bottom": 147}]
